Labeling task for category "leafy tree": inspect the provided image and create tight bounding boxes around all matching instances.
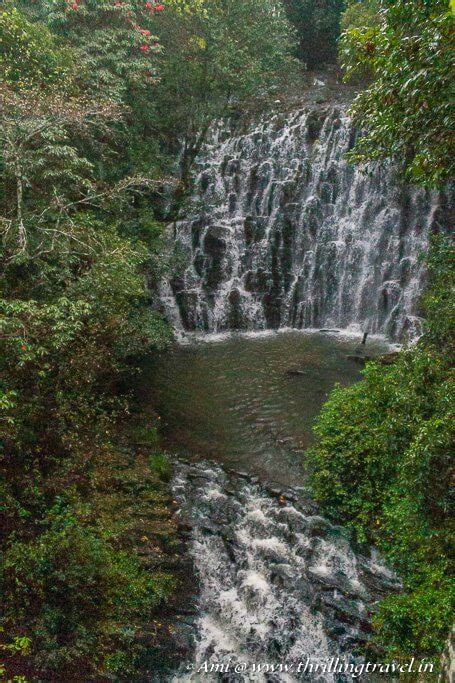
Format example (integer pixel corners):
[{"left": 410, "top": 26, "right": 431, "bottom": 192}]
[
  {"left": 159, "top": 0, "right": 296, "bottom": 203},
  {"left": 0, "top": 86, "right": 122, "bottom": 256},
  {"left": 15, "top": 0, "right": 296, "bottom": 192},
  {"left": 340, "top": 0, "right": 380, "bottom": 33},
  {"left": 339, "top": 0, "right": 380, "bottom": 80},
  {"left": 340, "top": 0, "right": 454, "bottom": 184},
  {"left": 15, "top": 0, "right": 163, "bottom": 98},
  {"left": 0, "top": 4, "right": 73, "bottom": 88},
  {"left": 150, "top": 0, "right": 297, "bottom": 185},
  {"left": 3, "top": 510, "right": 159, "bottom": 679},
  {"left": 13, "top": 0, "right": 168, "bottom": 196}
]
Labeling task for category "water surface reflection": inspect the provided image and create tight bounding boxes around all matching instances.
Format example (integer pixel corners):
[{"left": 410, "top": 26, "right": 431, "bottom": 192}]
[{"left": 145, "top": 331, "right": 389, "bottom": 486}]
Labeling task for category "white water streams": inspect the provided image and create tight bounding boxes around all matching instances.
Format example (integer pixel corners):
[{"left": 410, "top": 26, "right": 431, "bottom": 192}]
[
  {"left": 164, "top": 106, "right": 449, "bottom": 341},
  {"left": 173, "top": 462, "right": 400, "bottom": 682}
]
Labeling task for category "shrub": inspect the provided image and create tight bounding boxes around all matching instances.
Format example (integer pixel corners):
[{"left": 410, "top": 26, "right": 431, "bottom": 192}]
[{"left": 2, "top": 507, "right": 161, "bottom": 677}]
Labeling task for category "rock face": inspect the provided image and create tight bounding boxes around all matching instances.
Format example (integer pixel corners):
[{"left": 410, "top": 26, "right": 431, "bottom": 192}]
[{"left": 164, "top": 107, "right": 451, "bottom": 341}]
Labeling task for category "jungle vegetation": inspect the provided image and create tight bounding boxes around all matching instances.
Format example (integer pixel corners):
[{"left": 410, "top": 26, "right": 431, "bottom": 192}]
[{"left": 0, "top": 0, "right": 453, "bottom": 678}]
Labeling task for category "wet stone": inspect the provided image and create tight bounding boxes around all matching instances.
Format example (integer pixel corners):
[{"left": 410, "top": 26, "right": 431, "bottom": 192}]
[
  {"left": 170, "top": 458, "right": 399, "bottom": 679},
  {"left": 233, "top": 470, "right": 251, "bottom": 480},
  {"left": 162, "top": 100, "right": 448, "bottom": 339},
  {"left": 306, "top": 515, "right": 334, "bottom": 536}
]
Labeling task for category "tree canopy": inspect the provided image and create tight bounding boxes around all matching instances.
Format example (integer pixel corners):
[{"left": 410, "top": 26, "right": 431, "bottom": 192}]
[{"left": 340, "top": 0, "right": 454, "bottom": 184}]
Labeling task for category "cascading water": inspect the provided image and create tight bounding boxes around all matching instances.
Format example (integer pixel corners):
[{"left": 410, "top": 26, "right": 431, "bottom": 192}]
[
  {"left": 164, "top": 105, "right": 449, "bottom": 341},
  {"left": 157, "top": 100, "right": 449, "bottom": 680},
  {"left": 173, "top": 461, "right": 401, "bottom": 681}
]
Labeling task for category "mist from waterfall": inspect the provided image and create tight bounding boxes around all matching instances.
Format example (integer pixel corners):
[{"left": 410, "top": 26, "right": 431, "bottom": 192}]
[{"left": 163, "top": 105, "right": 449, "bottom": 341}]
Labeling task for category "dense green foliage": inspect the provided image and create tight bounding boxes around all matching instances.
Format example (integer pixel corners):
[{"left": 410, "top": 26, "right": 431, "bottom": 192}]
[
  {"left": 340, "top": 0, "right": 454, "bottom": 184},
  {"left": 281, "top": 0, "right": 344, "bottom": 67},
  {"left": 20, "top": 0, "right": 296, "bottom": 186},
  {"left": 0, "top": 4, "right": 171, "bottom": 678},
  {"left": 340, "top": 0, "right": 380, "bottom": 32},
  {"left": 307, "top": 239, "right": 455, "bottom": 661},
  {"left": 1, "top": 0, "right": 453, "bottom": 675},
  {"left": 0, "top": 2, "right": 297, "bottom": 678}
]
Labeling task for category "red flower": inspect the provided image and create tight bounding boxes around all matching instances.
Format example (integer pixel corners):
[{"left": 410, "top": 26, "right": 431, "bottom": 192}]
[
  {"left": 141, "top": 29, "right": 151, "bottom": 35},
  {"left": 140, "top": 44, "right": 150, "bottom": 52},
  {"left": 71, "top": 1, "right": 79, "bottom": 8},
  {"left": 21, "top": 345, "right": 27, "bottom": 351},
  {"left": 145, "top": 1, "right": 153, "bottom": 8},
  {"left": 155, "top": 3, "right": 165, "bottom": 10}
]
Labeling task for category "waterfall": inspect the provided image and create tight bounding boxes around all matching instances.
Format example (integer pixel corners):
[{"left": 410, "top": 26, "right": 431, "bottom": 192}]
[{"left": 164, "top": 105, "right": 449, "bottom": 340}]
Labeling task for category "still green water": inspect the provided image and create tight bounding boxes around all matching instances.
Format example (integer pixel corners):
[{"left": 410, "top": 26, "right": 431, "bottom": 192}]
[{"left": 146, "top": 331, "right": 389, "bottom": 486}]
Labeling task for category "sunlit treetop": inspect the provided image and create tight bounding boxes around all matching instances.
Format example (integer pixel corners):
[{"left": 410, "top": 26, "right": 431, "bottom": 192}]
[
  {"left": 13, "top": 0, "right": 167, "bottom": 95},
  {"left": 0, "top": 5, "right": 74, "bottom": 89}
]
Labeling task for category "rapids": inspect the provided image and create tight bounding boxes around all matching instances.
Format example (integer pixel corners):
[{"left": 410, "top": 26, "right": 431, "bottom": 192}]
[
  {"left": 172, "top": 460, "right": 400, "bottom": 682},
  {"left": 144, "top": 332, "right": 398, "bottom": 681}
]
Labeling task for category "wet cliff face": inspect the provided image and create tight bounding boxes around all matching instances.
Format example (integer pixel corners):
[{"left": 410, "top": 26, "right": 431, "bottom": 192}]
[{"left": 164, "top": 105, "right": 448, "bottom": 340}]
